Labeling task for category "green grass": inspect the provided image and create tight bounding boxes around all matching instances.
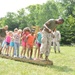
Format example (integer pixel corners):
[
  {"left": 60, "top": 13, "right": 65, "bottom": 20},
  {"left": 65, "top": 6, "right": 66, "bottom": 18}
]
[{"left": 0, "top": 46, "right": 75, "bottom": 75}]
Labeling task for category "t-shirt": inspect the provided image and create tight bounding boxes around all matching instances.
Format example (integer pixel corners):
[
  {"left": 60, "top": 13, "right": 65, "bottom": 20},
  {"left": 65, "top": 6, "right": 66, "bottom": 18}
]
[
  {"left": 27, "top": 34, "right": 35, "bottom": 46},
  {"left": 22, "top": 32, "right": 30, "bottom": 42},
  {"left": 14, "top": 33, "right": 21, "bottom": 43},
  {"left": 45, "top": 19, "right": 57, "bottom": 30},
  {"left": 5, "top": 35, "right": 11, "bottom": 43},
  {"left": 36, "top": 32, "right": 42, "bottom": 44}
]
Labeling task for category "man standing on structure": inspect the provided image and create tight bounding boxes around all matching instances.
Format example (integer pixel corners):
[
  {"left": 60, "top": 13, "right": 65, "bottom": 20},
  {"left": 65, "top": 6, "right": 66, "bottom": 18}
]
[{"left": 40, "top": 18, "right": 64, "bottom": 60}]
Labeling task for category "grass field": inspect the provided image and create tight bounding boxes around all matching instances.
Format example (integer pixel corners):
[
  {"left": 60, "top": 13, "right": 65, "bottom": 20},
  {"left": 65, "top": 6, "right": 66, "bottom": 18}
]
[{"left": 0, "top": 46, "right": 75, "bottom": 75}]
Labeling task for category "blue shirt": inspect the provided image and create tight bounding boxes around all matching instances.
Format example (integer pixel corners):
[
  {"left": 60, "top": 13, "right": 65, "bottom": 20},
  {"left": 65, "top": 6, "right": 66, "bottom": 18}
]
[{"left": 36, "top": 32, "right": 42, "bottom": 44}]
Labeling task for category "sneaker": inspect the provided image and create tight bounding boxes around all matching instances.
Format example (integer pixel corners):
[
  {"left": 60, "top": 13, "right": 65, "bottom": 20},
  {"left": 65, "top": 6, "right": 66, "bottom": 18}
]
[
  {"left": 14, "top": 55, "right": 17, "bottom": 57},
  {"left": 6, "top": 54, "right": 9, "bottom": 56},
  {"left": 26, "top": 57, "right": 29, "bottom": 59},
  {"left": 34, "top": 58, "right": 37, "bottom": 60},
  {"left": 23, "top": 56, "right": 27, "bottom": 59},
  {"left": 29, "top": 57, "right": 33, "bottom": 60},
  {"left": 19, "top": 56, "right": 23, "bottom": 58}
]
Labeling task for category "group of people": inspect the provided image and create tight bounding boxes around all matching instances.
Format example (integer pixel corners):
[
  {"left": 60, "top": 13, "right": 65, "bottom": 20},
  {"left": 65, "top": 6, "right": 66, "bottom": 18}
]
[
  {"left": 0, "top": 18, "right": 64, "bottom": 61},
  {"left": 0, "top": 26, "right": 35, "bottom": 59}
]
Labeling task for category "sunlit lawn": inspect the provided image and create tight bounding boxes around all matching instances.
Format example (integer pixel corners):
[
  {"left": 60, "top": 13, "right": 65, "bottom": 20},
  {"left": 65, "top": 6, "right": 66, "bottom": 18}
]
[{"left": 0, "top": 46, "right": 75, "bottom": 75}]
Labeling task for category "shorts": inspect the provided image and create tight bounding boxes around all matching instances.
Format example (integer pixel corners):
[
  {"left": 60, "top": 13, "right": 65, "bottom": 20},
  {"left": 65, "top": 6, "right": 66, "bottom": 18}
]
[
  {"left": 36, "top": 42, "right": 41, "bottom": 47},
  {"left": 22, "top": 41, "right": 26, "bottom": 47},
  {"left": 6, "top": 42, "right": 10, "bottom": 48},
  {"left": 10, "top": 42, "right": 14, "bottom": 47},
  {"left": 2, "top": 40, "right": 6, "bottom": 47},
  {"left": 27, "top": 44, "right": 33, "bottom": 49},
  {"left": 6, "top": 42, "right": 10, "bottom": 45}
]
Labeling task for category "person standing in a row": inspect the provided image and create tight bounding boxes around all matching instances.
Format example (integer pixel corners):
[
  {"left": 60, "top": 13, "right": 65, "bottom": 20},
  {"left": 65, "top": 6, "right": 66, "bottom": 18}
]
[
  {"left": 0, "top": 25, "right": 8, "bottom": 54},
  {"left": 13, "top": 28, "right": 22, "bottom": 57}
]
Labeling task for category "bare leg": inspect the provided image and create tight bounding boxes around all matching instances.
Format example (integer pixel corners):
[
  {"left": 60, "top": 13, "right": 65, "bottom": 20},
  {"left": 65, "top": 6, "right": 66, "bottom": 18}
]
[
  {"left": 37, "top": 47, "right": 40, "bottom": 58},
  {"left": 21, "top": 49, "right": 23, "bottom": 57},
  {"left": 30, "top": 48, "right": 33, "bottom": 59},
  {"left": 34, "top": 47, "right": 37, "bottom": 58},
  {"left": 9, "top": 46, "right": 11, "bottom": 56},
  {"left": 12, "top": 47, "right": 14, "bottom": 56},
  {"left": 21, "top": 47, "right": 26, "bottom": 57},
  {"left": 27, "top": 48, "right": 30, "bottom": 58},
  {"left": 40, "top": 54, "right": 43, "bottom": 59},
  {"left": 6, "top": 47, "right": 9, "bottom": 56},
  {"left": 23, "top": 47, "right": 26, "bottom": 57}
]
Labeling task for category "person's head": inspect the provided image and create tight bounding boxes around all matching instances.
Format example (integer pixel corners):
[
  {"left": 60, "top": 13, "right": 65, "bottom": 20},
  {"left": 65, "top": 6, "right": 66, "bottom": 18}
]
[
  {"left": 14, "top": 28, "right": 18, "bottom": 33},
  {"left": 8, "top": 31, "right": 13, "bottom": 36},
  {"left": 31, "top": 29, "right": 35, "bottom": 35},
  {"left": 56, "top": 18, "right": 64, "bottom": 24},
  {"left": 25, "top": 27, "right": 31, "bottom": 33},
  {"left": 18, "top": 29, "right": 22, "bottom": 34},
  {"left": 4, "top": 25, "right": 8, "bottom": 30}
]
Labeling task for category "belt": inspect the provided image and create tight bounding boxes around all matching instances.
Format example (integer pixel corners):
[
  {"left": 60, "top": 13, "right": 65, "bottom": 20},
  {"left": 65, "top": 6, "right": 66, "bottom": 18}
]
[{"left": 43, "top": 28, "right": 50, "bottom": 33}]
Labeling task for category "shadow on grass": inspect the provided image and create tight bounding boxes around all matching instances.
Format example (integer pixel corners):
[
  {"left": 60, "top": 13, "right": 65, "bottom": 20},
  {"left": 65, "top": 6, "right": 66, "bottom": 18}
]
[
  {"left": 32, "top": 63, "right": 73, "bottom": 73},
  {"left": 0, "top": 54, "right": 73, "bottom": 73},
  {"left": 47, "top": 65, "right": 73, "bottom": 72}
]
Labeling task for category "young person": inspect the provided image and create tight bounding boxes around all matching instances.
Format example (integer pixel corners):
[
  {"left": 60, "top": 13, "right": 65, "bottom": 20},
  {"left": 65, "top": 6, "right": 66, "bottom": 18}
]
[
  {"left": 34, "top": 28, "right": 42, "bottom": 59},
  {"left": 20, "top": 27, "right": 30, "bottom": 58},
  {"left": 5, "top": 31, "right": 12, "bottom": 56},
  {"left": 13, "top": 28, "right": 22, "bottom": 57},
  {"left": 9, "top": 31, "right": 14, "bottom": 56},
  {"left": 26, "top": 29, "right": 35, "bottom": 59}
]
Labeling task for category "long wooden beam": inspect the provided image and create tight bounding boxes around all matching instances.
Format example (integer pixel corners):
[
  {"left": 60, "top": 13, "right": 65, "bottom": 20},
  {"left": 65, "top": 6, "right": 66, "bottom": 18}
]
[{"left": 0, "top": 54, "right": 53, "bottom": 65}]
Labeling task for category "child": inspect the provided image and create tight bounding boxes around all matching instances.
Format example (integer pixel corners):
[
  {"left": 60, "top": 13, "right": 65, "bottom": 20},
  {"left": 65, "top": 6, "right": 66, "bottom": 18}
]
[
  {"left": 34, "top": 28, "right": 42, "bottom": 60},
  {"left": 5, "top": 31, "right": 12, "bottom": 56},
  {"left": 20, "top": 27, "right": 30, "bottom": 58},
  {"left": 13, "top": 28, "right": 21, "bottom": 57},
  {"left": 9, "top": 31, "right": 14, "bottom": 56},
  {"left": 26, "top": 29, "right": 35, "bottom": 59}
]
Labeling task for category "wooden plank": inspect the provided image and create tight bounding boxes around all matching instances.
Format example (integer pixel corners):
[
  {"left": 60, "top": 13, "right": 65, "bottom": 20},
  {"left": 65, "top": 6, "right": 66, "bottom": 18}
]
[{"left": 0, "top": 54, "right": 53, "bottom": 65}]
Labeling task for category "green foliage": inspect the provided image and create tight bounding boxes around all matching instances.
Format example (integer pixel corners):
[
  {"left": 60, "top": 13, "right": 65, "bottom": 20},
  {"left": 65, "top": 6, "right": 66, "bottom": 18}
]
[
  {"left": 0, "top": 0, "right": 75, "bottom": 44},
  {"left": 56, "top": 0, "right": 75, "bottom": 44},
  {"left": 17, "top": 8, "right": 28, "bottom": 29},
  {"left": 3, "top": 12, "right": 19, "bottom": 31}
]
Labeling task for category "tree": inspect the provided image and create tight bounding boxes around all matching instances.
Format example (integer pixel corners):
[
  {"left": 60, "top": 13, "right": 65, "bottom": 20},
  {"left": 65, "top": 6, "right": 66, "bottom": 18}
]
[
  {"left": 56, "top": 0, "right": 75, "bottom": 44},
  {"left": 17, "top": 8, "right": 28, "bottom": 29},
  {"left": 3, "top": 12, "right": 19, "bottom": 31},
  {"left": 26, "top": 0, "right": 59, "bottom": 27}
]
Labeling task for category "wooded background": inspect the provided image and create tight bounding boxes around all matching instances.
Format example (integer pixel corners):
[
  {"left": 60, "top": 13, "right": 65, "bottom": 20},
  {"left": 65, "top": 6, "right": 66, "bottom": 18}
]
[{"left": 0, "top": 0, "right": 75, "bottom": 45}]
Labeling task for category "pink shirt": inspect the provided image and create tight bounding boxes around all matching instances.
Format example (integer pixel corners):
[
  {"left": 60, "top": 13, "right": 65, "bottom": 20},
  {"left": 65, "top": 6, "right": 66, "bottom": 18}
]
[{"left": 5, "top": 35, "right": 11, "bottom": 43}]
